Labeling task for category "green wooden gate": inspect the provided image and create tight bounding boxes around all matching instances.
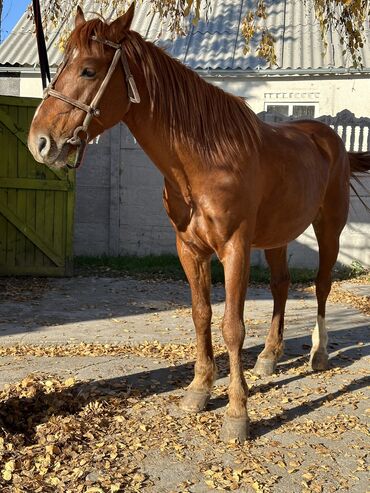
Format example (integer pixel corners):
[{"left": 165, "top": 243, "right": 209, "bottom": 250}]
[{"left": 0, "top": 95, "right": 75, "bottom": 276}]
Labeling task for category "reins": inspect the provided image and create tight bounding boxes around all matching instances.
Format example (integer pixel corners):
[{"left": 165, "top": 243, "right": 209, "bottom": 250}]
[{"left": 42, "top": 36, "right": 141, "bottom": 169}]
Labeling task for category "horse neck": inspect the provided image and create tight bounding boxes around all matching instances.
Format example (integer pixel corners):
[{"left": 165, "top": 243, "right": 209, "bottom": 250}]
[
  {"left": 123, "top": 77, "right": 187, "bottom": 187},
  {"left": 120, "top": 34, "right": 262, "bottom": 184}
]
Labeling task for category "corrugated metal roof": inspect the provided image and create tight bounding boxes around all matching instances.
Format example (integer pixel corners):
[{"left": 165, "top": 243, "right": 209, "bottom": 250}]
[{"left": 0, "top": 0, "right": 369, "bottom": 71}]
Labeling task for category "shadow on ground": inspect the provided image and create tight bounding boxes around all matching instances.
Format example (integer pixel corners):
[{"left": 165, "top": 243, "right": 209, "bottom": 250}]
[
  {"left": 0, "top": 275, "right": 314, "bottom": 338},
  {"left": 0, "top": 324, "right": 368, "bottom": 443}
]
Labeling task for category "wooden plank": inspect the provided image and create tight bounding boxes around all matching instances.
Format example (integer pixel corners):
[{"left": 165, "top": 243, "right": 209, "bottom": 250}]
[
  {"left": 25, "top": 188, "right": 36, "bottom": 266},
  {"left": 0, "top": 190, "right": 7, "bottom": 265},
  {"left": 0, "top": 104, "right": 8, "bottom": 266},
  {"left": 0, "top": 265, "right": 66, "bottom": 276},
  {"left": 44, "top": 189, "right": 55, "bottom": 269},
  {"left": 6, "top": 105, "right": 18, "bottom": 268},
  {"left": 0, "top": 95, "right": 40, "bottom": 107},
  {"left": 15, "top": 105, "right": 29, "bottom": 267},
  {"left": 26, "top": 105, "right": 34, "bottom": 182},
  {"left": 53, "top": 191, "right": 64, "bottom": 258},
  {"left": 35, "top": 188, "right": 46, "bottom": 268},
  {"left": 0, "top": 199, "right": 63, "bottom": 267},
  {"left": 0, "top": 178, "right": 71, "bottom": 191},
  {"left": 15, "top": 191, "right": 26, "bottom": 267}
]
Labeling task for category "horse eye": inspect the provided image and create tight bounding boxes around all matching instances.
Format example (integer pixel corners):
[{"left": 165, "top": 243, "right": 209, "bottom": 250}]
[{"left": 81, "top": 68, "right": 96, "bottom": 78}]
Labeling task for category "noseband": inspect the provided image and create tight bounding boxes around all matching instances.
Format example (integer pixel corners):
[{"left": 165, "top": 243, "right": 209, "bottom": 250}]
[{"left": 42, "top": 36, "right": 140, "bottom": 169}]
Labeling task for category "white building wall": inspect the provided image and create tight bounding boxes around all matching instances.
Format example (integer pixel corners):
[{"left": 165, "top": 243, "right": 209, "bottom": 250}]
[
  {"left": 206, "top": 76, "right": 370, "bottom": 118},
  {"left": 6, "top": 72, "right": 370, "bottom": 267},
  {"left": 19, "top": 73, "right": 43, "bottom": 98},
  {"left": 17, "top": 71, "right": 370, "bottom": 118}
]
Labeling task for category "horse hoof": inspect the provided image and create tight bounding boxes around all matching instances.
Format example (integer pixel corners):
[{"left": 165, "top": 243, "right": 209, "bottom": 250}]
[
  {"left": 220, "top": 416, "right": 249, "bottom": 443},
  {"left": 310, "top": 352, "right": 329, "bottom": 371},
  {"left": 179, "top": 390, "right": 211, "bottom": 413},
  {"left": 253, "top": 358, "right": 277, "bottom": 377}
]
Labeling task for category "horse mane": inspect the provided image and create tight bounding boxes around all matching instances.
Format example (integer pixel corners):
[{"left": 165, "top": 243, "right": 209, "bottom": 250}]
[{"left": 67, "top": 18, "right": 262, "bottom": 170}]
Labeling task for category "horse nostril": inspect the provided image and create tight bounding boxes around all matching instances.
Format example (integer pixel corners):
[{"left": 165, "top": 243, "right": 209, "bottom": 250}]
[
  {"left": 38, "top": 137, "right": 48, "bottom": 154},
  {"left": 37, "top": 134, "right": 51, "bottom": 157}
]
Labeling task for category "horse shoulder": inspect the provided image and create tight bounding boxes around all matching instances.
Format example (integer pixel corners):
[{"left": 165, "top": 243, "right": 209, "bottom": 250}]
[{"left": 162, "top": 180, "right": 193, "bottom": 232}]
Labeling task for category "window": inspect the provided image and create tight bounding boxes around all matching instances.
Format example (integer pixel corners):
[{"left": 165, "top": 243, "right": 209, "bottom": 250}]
[
  {"left": 265, "top": 105, "right": 289, "bottom": 116},
  {"left": 265, "top": 103, "right": 317, "bottom": 118},
  {"left": 292, "top": 105, "right": 315, "bottom": 118}
]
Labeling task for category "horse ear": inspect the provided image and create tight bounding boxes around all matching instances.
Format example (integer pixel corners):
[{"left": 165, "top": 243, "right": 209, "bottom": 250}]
[
  {"left": 75, "top": 5, "right": 85, "bottom": 28},
  {"left": 109, "top": 3, "right": 135, "bottom": 41}
]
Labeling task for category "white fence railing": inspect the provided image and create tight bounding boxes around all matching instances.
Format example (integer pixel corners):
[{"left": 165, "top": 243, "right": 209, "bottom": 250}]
[{"left": 257, "top": 109, "right": 370, "bottom": 152}]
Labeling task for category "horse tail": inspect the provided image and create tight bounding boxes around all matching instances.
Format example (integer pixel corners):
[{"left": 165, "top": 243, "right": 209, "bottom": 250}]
[
  {"left": 348, "top": 151, "right": 370, "bottom": 212},
  {"left": 349, "top": 151, "right": 370, "bottom": 175}
]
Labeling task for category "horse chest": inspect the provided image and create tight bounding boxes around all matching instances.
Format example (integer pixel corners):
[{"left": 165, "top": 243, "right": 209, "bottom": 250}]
[{"left": 162, "top": 188, "right": 219, "bottom": 253}]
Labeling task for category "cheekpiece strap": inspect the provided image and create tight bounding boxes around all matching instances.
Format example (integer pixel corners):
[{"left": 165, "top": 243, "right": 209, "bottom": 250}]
[{"left": 91, "top": 35, "right": 140, "bottom": 104}]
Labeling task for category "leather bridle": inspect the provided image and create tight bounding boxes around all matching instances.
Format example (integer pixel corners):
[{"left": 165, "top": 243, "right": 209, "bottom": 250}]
[{"left": 42, "top": 36, "right": 140, "bottom": 169}]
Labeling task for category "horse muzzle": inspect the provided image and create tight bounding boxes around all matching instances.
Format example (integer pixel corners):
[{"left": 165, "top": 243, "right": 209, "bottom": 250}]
[{"left": 28, "top": 132, "right": 80, "bottom": 169}]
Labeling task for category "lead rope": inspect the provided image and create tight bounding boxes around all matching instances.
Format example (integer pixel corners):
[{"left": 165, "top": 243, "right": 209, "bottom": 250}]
[{"left": 32, "top": 0, "right": 51, "bottom": 90}]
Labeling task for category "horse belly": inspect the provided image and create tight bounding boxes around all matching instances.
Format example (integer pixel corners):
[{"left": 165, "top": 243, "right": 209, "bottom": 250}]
[
  {"left": 252, "top": 171, "right": 326, "bottom": 249},
  {"left": 252, "top": 216, "right": 314, "bottom": 249}
]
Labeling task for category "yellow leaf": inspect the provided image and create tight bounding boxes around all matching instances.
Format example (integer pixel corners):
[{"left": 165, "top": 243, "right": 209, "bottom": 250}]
[
  {"left": 4, "top": 460, "right": 15, "bottom": 472},
  {"left": 132, "top": 473, "right": 145, "bottom": 482},
  {"left": 302, "top": 472, "right": 314, "bottom": 481},
  {"left": 64, "top": 377, "right": 75, "bottom": 387},
  {"left": 110, "top": 485, "right": 121, "bottom": 493},
  {"left": 252, "top": 481, "right": 262, "bottom": 492},
  {"left": 2, "top": 470, "right": 12, "bottom": 481}
]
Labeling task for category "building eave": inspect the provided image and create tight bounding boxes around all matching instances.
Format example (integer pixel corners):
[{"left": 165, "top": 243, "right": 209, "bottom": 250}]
[
  {"left": 198, "top": 67, "right": 370, "bottom": 78},
  {"left": 1, "top": 66, "right": 370, "bottom": 78}
]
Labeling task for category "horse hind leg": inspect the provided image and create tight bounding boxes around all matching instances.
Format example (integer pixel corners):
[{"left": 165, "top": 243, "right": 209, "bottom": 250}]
[
  {"left": 254, "top": 246, "right": 290, "bottom": 376},
  {"left": 310, "top": 213, "right": 345, "bottom": 371}
]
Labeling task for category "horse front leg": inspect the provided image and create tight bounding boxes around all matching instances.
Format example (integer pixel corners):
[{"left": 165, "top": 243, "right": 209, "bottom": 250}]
[
  {"left": 176, "top": 236, "right": 216, "bottom": 412},
  {"left": 219, "top": 239, "right": 250, "bottom": 442}
]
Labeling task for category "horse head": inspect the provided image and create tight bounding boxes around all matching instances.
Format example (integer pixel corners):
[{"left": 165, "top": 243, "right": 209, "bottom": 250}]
[{"left": 28, "top": 3, "right": 138, "bottom": 169}]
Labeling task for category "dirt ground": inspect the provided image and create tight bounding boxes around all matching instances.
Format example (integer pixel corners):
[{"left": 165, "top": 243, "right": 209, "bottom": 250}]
[{"left": 0, "top": 275, "right": 368, "bottom": 493}]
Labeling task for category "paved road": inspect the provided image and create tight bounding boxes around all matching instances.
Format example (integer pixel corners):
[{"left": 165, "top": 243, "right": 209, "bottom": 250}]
[{"left": 0, "top": 276, "right": 368, "bottom": 492}]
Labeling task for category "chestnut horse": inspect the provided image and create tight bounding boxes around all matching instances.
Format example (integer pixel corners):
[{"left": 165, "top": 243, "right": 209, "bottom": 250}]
[{"left": 28, "top": 5, "right": 370, "bottom": 442}]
